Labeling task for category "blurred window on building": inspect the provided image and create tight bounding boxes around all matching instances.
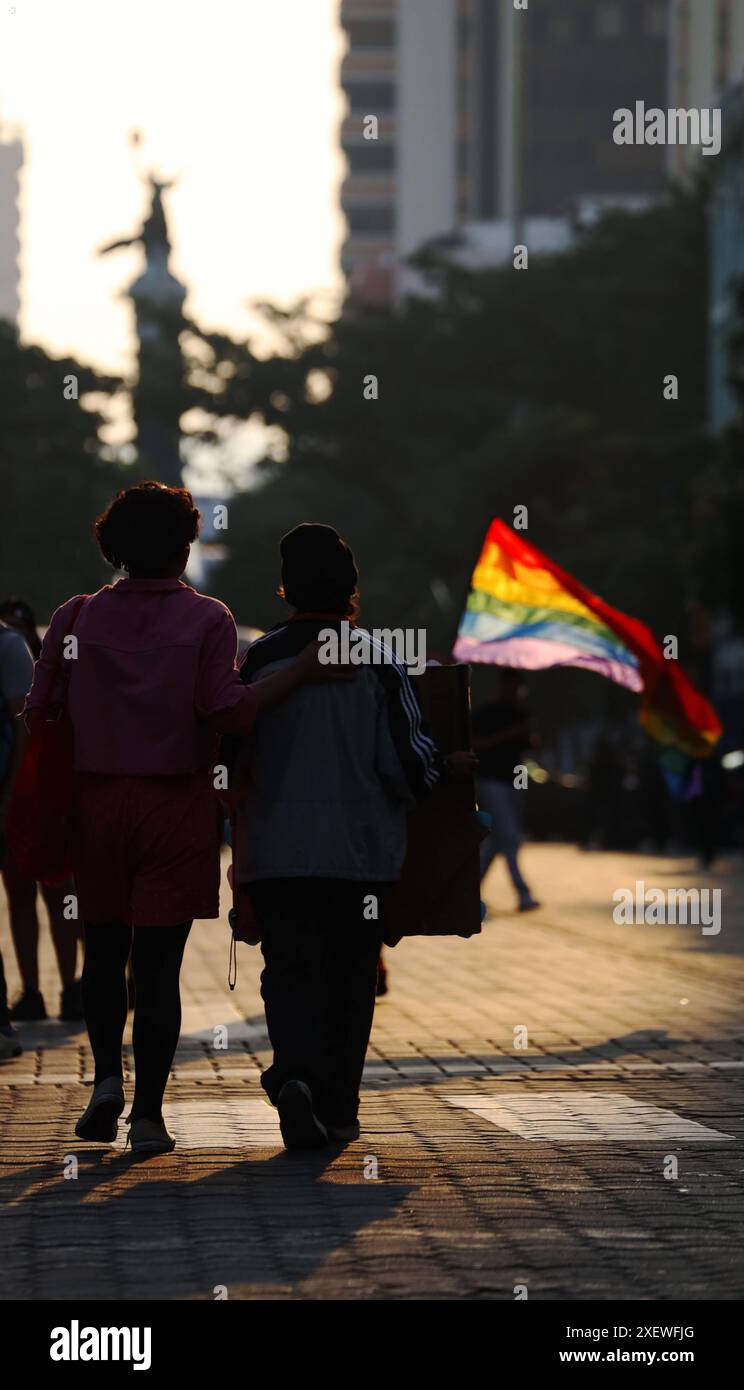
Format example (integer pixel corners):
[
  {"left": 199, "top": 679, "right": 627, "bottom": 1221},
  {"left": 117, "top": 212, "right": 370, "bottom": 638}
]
[
  {"left": 596, "top": 2, "right": 624, "bottom": 39},
  {"left": 345, "top": 19, "right": 395, "bottom": 49},
  {"left": 549, "top": 14, "right": 574, "bottom": 43},
  {"left": 646, "top": 2, "right": 666, "bottom": 38},
  {"left": 345, "top": 81, "right": 395, "bottom": 111},
  {"left": 457, "top": 11, "right": 470, "bottom": 50},
  {"left": 347, "top": 204, "right": 395, "bottom": 233},
  {"left": 345, "top": 141, "right": 395, "bottom": 172}
]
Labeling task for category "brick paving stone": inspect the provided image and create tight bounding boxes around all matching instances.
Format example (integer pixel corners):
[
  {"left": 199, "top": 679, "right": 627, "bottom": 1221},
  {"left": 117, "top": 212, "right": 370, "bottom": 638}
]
[{"left": 1, "top": 845, "right": 743, "bottom": 1299}]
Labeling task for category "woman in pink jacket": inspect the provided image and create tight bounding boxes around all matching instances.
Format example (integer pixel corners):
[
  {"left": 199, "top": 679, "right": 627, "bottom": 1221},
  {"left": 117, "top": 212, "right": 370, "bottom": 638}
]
[{"left": 25, "top": 482, "right": 339, "bottom": 1155}]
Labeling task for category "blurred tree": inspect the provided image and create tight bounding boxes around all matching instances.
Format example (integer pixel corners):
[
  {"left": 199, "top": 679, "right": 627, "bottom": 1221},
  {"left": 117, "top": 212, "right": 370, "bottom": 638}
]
[
  {"left": 0, "top": 322, "right": 126, "bottom": 619},
  {"left": 185, "top": 185, "right": 712, "bottom": 647},
  {"left": 4, "top": 183, "right": 716, "bottom": 649}
]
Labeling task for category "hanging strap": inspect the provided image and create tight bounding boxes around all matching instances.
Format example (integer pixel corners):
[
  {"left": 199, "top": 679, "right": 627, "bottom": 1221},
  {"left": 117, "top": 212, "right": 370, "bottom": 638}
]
[
  {"left": 228, "top": 927, "right": 238, "bottom": 992},
  {"left": 227, "top": 807, "right": 239, "bottom": 991},
  {"left": 39, "top": 594, "right": 89, "bottom": 721}
]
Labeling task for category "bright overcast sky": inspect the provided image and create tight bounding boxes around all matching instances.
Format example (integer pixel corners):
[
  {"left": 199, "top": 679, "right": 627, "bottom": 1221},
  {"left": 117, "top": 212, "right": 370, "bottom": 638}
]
[{"left": 0, "top": 0, "right": 346, "bottom": 375}]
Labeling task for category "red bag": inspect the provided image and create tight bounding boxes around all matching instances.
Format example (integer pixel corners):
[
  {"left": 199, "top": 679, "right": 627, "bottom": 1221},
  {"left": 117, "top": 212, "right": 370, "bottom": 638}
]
[{"left": 6, "top": 597, "right": 87, "bottom": 885}]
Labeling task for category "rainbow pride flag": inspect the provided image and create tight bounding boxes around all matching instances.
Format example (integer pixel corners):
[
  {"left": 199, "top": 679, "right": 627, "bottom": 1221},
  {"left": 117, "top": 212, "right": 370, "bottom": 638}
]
[{"left": 453, "top": 518, "right": 721, "bottom": 760}]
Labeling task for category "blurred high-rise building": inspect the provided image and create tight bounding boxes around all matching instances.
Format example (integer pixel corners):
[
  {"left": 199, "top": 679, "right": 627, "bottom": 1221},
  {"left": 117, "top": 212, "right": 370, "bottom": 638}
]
[
  {"left": 0, "top": 121, "right": 22, "bottom": 326},
  {"left": 700, "top": 0, "right": 744, "bottom": 433},
  {"left": 339, "top": 0, "right": 673, "bottom": 302},
  {"left": 668, "top": 0, "right": 744, "bottom": 177},
  {"left": 464, "top": 0, "right": 669, "bottom": 223},
  {"left": 339, "top": 1, "right": 744, "bottom": 433},
  {"left": 339, "top": 0, "right": 397, "bottom": 302}
]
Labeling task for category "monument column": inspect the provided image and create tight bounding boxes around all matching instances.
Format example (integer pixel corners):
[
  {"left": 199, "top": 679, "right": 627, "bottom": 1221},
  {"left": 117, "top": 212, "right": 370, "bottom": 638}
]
[{"left": 100, "top": 175, "right": 187, "bottom": 486}]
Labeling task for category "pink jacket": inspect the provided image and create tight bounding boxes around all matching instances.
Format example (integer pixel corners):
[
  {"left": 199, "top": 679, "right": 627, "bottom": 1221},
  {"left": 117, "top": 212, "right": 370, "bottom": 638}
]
[{"left": 24, "top": 578, "right": 258, "bottom": 775}]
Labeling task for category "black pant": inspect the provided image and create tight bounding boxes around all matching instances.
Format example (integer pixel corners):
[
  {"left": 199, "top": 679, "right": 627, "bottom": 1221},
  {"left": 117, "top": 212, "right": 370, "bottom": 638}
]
[
  {"left": 82, "top": 921, "right": 191, "bottom": 1123},
  {"left": 0, "top": 948, "right": 9, "bottom": 1027},
  {"left": 0, "top": 838, "right": 9, "bottom": 1025},
  {"left": 251, "top": 879, "right": 386, "bottom": 1127}
]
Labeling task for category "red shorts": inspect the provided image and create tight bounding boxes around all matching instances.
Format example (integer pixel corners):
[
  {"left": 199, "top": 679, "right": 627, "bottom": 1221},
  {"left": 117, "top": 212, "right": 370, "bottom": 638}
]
[{"left": 72, "top": 773, "right": 223, "bottom": 926}]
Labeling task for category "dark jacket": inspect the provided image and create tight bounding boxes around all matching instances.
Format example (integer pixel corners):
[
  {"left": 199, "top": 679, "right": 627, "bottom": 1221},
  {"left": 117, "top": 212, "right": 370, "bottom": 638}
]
[{"left": 227, "top": 617, "right": 440, "bottom": 884}]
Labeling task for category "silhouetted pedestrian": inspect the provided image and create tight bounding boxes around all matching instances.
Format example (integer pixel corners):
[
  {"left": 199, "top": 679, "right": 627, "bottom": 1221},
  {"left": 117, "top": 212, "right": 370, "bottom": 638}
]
[
  {"left": 24, "top": 484, "right": 346, "bottom": 1153},
  {"left": 473, "top": 671, "right": 540, "bottom": 911},
  {"left": 0, "top": 598, "right": 82, "bottom": 1021}
]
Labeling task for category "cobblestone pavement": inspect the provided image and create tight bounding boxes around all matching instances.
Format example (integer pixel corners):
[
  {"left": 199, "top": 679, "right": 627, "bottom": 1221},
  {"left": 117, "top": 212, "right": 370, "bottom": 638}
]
[{"left": 1, "top": 846, "right": 743, "bottom": 1301}]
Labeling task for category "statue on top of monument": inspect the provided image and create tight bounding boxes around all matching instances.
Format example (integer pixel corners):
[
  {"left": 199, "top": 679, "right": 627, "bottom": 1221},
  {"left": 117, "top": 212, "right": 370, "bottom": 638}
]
[{"left": 99, "top": 175, "right": 175, "bottom": 262}]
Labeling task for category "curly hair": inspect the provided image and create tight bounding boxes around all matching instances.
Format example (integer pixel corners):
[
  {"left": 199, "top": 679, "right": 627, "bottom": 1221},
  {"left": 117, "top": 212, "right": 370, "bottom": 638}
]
[{"left": 94, "top": 482, "right": 200, "bottom": 576}]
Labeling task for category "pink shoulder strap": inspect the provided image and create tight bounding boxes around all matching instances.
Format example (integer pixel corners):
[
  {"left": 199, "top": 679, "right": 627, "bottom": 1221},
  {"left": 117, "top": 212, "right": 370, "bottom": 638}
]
[{"left": 40, "top": 594, "right": 89, "bottom": 719}]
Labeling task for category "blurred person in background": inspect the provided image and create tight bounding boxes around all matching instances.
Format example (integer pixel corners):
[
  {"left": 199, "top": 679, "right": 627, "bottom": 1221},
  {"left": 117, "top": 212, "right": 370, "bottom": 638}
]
[
  {"left": 0, "top": 598, "right": 83, "bottom": 1022},
  {"left": 0, "top": 615, "right": 34, "bottom": 1059},
  {"left": 685, "top": 756, "right": 725, "bottom": 869},
  {"left": 473, "top": 670, "right": 540, "bottom": 912},
  {"left": 584, "top": 731, "right": 623, "bottom": 850}
]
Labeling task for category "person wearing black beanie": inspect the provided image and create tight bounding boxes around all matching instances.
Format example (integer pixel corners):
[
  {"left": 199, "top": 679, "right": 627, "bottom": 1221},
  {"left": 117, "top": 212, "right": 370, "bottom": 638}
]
[{"left": 279, "top": 523, "right": 359, "bottom": 617}]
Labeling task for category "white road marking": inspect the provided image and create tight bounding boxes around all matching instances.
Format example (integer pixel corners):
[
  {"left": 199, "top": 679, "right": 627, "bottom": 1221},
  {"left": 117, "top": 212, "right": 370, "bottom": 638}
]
[
  {"left": 114, "top": 1099, "right": 282, "bottom": 1150},
  {"left": 444, "top": 1091, "right": 735, "bottom": 1142}
]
